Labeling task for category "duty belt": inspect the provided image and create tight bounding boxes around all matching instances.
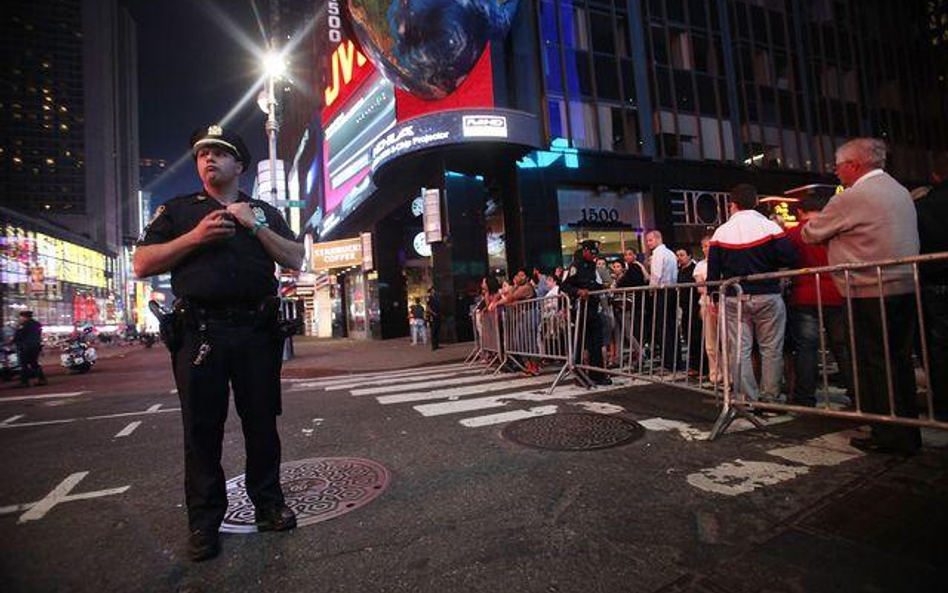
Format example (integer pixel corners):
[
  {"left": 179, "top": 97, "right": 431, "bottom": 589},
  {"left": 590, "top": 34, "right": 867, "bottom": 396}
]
[{"left": 185, "top": 298, "right": 280, "bottom": 326}]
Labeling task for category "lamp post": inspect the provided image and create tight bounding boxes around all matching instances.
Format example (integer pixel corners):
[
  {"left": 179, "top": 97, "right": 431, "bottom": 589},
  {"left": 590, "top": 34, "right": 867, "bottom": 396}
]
[
  {"left": 260, "top": 48, "right": 295, "bottom": 360},
  {"left": 260, "top": 49, "right": 285, "bottom": 208}
]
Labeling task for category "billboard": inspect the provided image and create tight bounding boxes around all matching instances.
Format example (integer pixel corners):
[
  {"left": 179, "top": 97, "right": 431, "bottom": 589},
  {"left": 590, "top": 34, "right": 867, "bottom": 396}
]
[{"left": 322, "top": 73, "right": 397, "bottom": 221}]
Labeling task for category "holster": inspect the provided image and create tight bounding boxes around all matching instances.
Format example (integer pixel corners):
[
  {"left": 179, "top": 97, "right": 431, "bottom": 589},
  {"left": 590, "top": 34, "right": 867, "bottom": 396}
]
[{"left": 148, "top": 300, "right": 183, "bottom": 353}]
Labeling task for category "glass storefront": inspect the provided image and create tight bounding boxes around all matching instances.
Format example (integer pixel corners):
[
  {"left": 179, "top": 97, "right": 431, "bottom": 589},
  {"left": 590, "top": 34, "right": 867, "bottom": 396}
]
[
  {"left": 557, "top": 187, "right": 651, "bottom": 264},
  {"left": 1, "top": 221, "right": 117, "bottom": 332},
  {"left": 344, "top": 271, "right": 367, "bottom": 339}
]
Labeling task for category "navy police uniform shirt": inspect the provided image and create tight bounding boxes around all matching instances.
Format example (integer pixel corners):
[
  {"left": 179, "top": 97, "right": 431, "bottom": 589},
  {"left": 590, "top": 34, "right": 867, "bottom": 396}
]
[{"left": 138, "top": 191, "right": 297, "bottom": 305}]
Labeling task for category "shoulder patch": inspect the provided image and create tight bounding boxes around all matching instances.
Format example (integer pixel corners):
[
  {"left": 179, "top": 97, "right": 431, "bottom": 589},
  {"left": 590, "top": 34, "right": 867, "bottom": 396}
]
[{"left": 252, "top": 206, "right": 267, "bottom": 222}]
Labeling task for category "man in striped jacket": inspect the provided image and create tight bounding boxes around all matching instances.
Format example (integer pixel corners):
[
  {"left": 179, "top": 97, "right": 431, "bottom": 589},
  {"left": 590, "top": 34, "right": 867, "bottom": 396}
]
[{"left": 708, "top": 184, "right": 797, "bottom": 402}]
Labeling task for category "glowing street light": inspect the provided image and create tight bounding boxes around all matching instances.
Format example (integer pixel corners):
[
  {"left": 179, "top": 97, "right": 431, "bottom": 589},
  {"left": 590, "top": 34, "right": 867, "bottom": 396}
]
[{"left": 262, "top": 50, "right": 286, "bottom": 79}]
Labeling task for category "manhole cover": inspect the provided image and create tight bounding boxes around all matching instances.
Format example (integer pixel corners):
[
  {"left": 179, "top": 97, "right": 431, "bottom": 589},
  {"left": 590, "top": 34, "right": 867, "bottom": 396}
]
[
  {"left": 502, "top": 413, "right": 643, "bottom": 451},
  {"left": 220, "top": 457, "right": 390, "bottom": 534}
]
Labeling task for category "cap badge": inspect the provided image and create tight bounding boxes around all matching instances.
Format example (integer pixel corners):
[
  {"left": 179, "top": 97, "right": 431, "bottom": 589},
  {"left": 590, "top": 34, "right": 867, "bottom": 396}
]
[{"left": 207, "top": 124, "right": 223, "bottom": 136}]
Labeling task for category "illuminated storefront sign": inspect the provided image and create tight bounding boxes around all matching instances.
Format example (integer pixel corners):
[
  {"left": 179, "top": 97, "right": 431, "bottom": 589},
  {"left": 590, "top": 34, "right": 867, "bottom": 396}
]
[{"left": 311, "top": 237, "right": 363, "bottom": 271}]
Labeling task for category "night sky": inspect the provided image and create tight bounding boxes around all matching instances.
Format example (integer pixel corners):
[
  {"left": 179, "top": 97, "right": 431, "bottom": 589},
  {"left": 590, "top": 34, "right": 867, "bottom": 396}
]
[{"left": 118, "top": 0, "right": 275, "bottom": 204}]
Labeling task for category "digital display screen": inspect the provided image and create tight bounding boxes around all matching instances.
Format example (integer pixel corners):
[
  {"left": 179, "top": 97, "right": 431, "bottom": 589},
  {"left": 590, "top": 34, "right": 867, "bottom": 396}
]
[{"left": 322, "top": 74, "right": 396, "bottom": 217}]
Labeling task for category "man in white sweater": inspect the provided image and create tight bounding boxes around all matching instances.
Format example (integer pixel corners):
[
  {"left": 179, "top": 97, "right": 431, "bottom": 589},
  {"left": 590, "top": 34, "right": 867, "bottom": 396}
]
[{"left": 802, "top": 138, "right": 921, "bottom": 455}]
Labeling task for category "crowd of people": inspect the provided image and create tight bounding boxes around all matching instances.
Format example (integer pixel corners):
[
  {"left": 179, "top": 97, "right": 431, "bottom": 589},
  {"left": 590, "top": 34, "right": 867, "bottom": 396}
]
[{"left": 472, "top": 137, "right": 947, "bottom": 455}]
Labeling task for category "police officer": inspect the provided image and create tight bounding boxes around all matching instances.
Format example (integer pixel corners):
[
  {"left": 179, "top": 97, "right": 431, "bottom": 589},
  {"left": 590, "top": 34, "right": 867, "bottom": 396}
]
[
  {"left": 561, "top": 240, "right": 612, "bottom": 385},
  {"left": 133, "top": 125, "right": 304, "bottom": 561}
]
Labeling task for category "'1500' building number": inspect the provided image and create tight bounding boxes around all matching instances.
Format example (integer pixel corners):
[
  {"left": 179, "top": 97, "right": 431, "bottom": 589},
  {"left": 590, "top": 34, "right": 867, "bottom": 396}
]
[{"left": 579, "top": 208, "right": 621, "bottom": 224}]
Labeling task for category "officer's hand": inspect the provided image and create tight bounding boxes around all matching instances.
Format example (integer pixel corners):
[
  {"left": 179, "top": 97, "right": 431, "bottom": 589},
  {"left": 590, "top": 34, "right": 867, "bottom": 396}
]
[
  {"left": 191, "top": 210, "right": 236, "bottom": 243},
  {"left": 226, "top": 203, "right": 256, "bottom": 229},
  {"left": 577, "top": 289, "right": 589, "bottom": 299}
]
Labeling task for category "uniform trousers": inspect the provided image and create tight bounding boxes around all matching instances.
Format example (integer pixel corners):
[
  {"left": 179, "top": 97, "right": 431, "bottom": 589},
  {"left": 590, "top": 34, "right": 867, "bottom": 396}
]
[{"left": 173, "top": 321, "right": 286, "bottom": 532}]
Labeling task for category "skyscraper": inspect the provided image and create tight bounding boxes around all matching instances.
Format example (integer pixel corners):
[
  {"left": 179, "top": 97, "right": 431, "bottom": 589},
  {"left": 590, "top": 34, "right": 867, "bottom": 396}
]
[{"left": 1, "top": 0, "right": 139, "bottom": 254}]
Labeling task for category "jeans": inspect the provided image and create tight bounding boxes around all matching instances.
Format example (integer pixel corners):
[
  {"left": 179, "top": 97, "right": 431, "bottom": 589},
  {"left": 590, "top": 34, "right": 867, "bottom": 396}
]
[
  {"left": 922, "top": 286, "right": 948, "bottom": 419},
  {"left": 789, "top": 305, "right": 854, "bottom": 406},
  {"left": 410, "top": 319, "right": 427, "bottom": 345},
  {"left": 725, "top": 293, "right": 787, "bottom": 401}
]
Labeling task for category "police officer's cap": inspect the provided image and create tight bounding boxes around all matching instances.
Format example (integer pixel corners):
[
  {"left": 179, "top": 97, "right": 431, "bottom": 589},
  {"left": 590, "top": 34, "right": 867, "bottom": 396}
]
[
  {"left": 190, "top": 124, "right": 251, "bottom": 169},
  {"left": 579, "top": 239, "right": 600, "bottom": 254}
]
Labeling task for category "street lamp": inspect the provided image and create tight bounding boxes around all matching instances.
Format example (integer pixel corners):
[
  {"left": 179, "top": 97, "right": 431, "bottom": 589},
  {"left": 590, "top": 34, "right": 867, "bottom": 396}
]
[
  {"left": 259, "top": 47, "right": 295, "bottom": 360},
  {"left": 259, "top": 49, "right": 286, "bottom": 208}
]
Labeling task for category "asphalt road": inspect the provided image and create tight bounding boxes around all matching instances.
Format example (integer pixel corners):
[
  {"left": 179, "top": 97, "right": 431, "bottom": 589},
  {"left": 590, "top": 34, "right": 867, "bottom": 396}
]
[{"left": 1, "top": 347, "right": 946, "bottom": 593}]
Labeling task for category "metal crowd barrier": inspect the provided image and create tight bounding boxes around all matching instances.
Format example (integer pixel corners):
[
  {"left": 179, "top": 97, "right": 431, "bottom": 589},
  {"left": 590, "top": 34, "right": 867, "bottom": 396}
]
[
  {"left": 465, "top": 308, "right": 484, "bottom": 365},
  {"left": 470, "top": 307, "right": 505, "bottom": 373},
  {"left": 463, "top": 251, "right": 947, "bottom": 443},
  {"left": 569, "top": 280, "right": 732, "bottom": 401},
  {"left": 500, "top": 294, "right": 574, "bottom": 393},
  {"left": 710, "top": 251, "right": 948, "bottom": 440}
]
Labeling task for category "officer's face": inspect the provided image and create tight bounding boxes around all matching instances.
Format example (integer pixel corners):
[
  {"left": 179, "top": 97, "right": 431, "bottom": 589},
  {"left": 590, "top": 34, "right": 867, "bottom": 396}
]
[{"left": 196, "top": 147, "right": 243, "bottom": 186}]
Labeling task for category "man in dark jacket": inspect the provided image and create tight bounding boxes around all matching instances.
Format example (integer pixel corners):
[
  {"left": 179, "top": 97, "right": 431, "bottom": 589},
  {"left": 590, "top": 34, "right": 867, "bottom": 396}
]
[
  {"left": 561, "top": 240, "right": 611, "bottom": 385},
  {"left": 916, "top": 153, "right": 948, "bottom": 420},
  {"left": 14, "top": 311, "right": 46, "bottom": 387},
  {"left": 676, "top": 249, "right": 702, "bottom": 376},
  {"left": 426, "top": 287, "right": 442, "bottom": 350}
]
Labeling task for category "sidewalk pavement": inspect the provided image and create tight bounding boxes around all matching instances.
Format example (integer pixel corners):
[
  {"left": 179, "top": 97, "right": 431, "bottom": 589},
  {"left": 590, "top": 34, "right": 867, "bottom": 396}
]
[{"left": 282, "top": 336, "right": 472, "bottom": 378}]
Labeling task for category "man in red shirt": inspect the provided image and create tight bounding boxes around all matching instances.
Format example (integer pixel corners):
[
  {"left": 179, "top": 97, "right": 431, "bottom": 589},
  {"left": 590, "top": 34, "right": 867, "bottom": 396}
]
[{"left": 787, "top": 195, "right": 854, "bottom": 407}]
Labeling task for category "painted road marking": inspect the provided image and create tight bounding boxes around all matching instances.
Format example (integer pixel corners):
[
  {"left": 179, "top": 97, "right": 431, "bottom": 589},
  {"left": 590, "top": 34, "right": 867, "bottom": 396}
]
[
  {"left": 376, "top": 373, "right": 556, "bottom": 405},
  {"left": 685, "top": 429, "right": 866, "bottom": 496},
  {"left": 286, "top": 362, "right": 470, "bottom": 383},
  {"left": 640, "top": 415, "right": 794, "bottom": 442},
  {"left": 766, "top": 430, "right": 864, "bottom": 467},
  {"left": 414, "top": 380, "right": 636, "bottom": 417},
  {"left": 686, "top": 460, "right": 811, "bottom": 496},
  {"left": 0, "top": 391, "right": 87, "bottom": 403},
  {"left": 114, "top": 421, "right": 142, "bottom": 438},
  {"left": 1, "top": 414, "right": 25, "bottom": 426},
  {"left": 352, "top": 372, "right": 544, "bottom": 397},
  {"left": 292, "top": 363, "right": 473, "bottom": 390},
  {"left": 459, "top": 405, "right": 561, "bottom": 428},
  {"left": 570, "top": 401, "right": 626, "bottom": 415},
  {"left": 292, "top": 369, "right": 483, "bottom": 392},
  {"left": 312, "top": 369, "right": 484, "bottom": 391},
  {"left": 0, "top": 471, "right": 130, "bottom": 523},
  {"left": 0, "top": 404, "right": 178, "bottom": 429}
]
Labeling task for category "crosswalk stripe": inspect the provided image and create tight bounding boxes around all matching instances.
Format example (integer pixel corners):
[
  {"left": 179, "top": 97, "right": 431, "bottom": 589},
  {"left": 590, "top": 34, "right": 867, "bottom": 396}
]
[
  {"left": 459, "top": 406, "right": 560, "bottom": 428},
  {"left": 376, "top": 374, "right": 557, "bottom": 405},
  {"left": 413, "top": 380, "right": 634, "bottom": 417},
  {"left": 314, "top": 369, "right": 484, "bottom": 391},
  {"left": 351, "top": 372, "right": 527, "bottom": 397},
  {"left": 288, "top": 363, "right": 472, "bottom": 388},
  {"left": 0, "top": 391, "right": 88, "bottom": 403}
]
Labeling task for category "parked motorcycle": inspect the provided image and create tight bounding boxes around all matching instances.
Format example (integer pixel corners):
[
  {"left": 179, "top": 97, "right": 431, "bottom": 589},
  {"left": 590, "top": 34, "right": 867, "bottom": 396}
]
[
  {"left": 0, "top": 346, "right": 20, "bottom": 381},
  {"left": 61, "top": 340, "right": 96, "bottom": 373}
]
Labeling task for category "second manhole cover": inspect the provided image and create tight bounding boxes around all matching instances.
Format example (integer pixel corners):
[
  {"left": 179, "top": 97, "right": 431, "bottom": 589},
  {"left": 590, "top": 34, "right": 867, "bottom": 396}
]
[{"left": 502, "top": 413, "right": 644, "bottom": 451}]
